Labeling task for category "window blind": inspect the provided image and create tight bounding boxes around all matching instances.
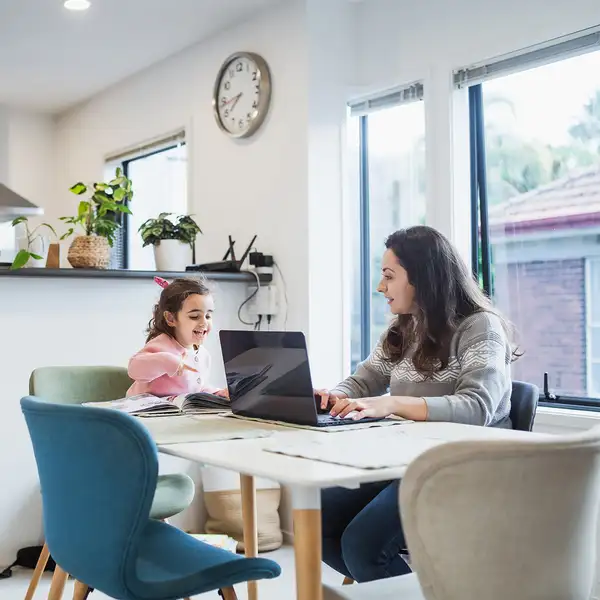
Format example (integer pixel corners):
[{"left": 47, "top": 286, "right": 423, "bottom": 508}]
[
  {"left": 454, "top": 29, "right": 600, "bottom": 88},
  {"left": 105, "top": 129, "right": 186, "bottom": 163},
  {"left": 349, "top": 82, "right": 424, "bottom": 116}
]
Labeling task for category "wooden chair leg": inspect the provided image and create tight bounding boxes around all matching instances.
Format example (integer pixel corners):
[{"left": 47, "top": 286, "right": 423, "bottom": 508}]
[
  {"left": 240, "top": 475, "right": 258, "bottom": 600},
  {"left": 342, "top": 577, "right": 355, "bottom": 585},
  {"left": 220, "top": 587, "right": 238, "bottom": 600},
  {"left": 47, "top": 566, "right": 69, "bottom": 600},
  {"left": 24, "top": 543, "right": 50, "bottom": 600},
  {"left": 72, "top": 581, "right": 89, "bottom": 600}
]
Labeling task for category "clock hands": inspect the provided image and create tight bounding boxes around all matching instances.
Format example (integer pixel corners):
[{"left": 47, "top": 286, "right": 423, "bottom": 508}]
[
  {"left": 231, "top": 93, "right": 242, "bottom": 112},
  {"left": 223, "top": 92, "right": 243, "bottom": 108}
]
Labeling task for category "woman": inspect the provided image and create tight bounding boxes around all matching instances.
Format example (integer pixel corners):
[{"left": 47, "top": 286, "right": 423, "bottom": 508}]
[{"left": 316, "top": 225, "right": 519, "bottom": 583}]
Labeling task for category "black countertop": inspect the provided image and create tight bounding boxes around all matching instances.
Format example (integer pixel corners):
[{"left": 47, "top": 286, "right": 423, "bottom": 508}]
[{"left": 0, "top": 267, "right": 270, "bottom": 283}]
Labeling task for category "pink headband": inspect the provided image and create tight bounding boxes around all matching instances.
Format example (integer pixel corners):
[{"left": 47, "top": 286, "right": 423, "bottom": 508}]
[{"left": 154, "top": 276, "right": 169, "bottom": 289}]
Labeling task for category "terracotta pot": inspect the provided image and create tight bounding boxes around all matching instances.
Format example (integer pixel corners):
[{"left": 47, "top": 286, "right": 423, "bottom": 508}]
[{"left": 67, "top": 235, "right": 110, "bottom": 269}]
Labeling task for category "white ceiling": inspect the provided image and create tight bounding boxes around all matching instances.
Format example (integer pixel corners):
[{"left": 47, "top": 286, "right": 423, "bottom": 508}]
[{"left": 0, "top": 0, "right": 285, "bottom": 114}]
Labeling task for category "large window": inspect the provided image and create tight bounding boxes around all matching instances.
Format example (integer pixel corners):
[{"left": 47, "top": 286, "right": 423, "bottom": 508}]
[
  {"left": 106, "top": 132, "right": 187, "bottom": 271},
  {"left": 465, "top": 40, "right": 600, "bottom": 404},
  {"left": 349, "top": 86, "right": 426, "bottom": 370}
]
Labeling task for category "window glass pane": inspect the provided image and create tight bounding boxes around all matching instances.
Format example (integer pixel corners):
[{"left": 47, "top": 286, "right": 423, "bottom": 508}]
[
  {"left": 125, "top": 144, "right": 188, "bottom": 271},
  {"left": 591, "top": 363, "right": 600, "bottom": 397},
  {"left": 484, "top": 50, "right": 600, "bottom": 398},
  {"left": 591, "top": 328, "right": 600, "bottom": 362},
  {"left": 367, "top": 102, "right": 426, "bottom": 349}
]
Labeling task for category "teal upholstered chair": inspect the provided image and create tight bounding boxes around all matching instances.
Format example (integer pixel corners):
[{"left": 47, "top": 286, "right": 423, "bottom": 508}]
[
  {"left": 24, "top": 367, "right": 195, "bottom": 600},
  {"left": 21, "top": 396, "right": 280, "bottom": 600}
]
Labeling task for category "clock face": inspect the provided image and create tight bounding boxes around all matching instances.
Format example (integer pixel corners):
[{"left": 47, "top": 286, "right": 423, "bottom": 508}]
[{"left": 213, "top": 52, "right": 271, "bottom": 138}]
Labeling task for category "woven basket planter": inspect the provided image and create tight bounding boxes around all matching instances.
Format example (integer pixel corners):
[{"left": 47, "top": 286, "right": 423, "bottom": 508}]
[{"left": 67, "top": 235, "right": 110, "bottom": 269}]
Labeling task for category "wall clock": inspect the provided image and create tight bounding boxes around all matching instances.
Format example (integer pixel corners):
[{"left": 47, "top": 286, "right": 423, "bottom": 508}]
[{"left": 213, "top": 51, "right": 272, "bottom": 138}]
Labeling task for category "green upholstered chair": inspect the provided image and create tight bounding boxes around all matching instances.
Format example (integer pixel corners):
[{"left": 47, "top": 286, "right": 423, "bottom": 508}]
[{"left": 24, "top": 366, "right": 195, "bottom": 600}]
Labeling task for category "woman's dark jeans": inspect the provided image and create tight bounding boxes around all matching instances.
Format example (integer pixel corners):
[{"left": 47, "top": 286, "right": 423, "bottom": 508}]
[{"left": 321, "top": 480, "right": 412, "bottom": 582}]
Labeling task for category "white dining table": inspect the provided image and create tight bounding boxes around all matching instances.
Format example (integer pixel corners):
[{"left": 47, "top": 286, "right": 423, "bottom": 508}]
[{"left": 151, "top": 416, "right": 547, "bottom": 600}]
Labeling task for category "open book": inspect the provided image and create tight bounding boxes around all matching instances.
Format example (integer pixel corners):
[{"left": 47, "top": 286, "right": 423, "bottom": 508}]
[{"left": 85, "top": 392, "right": 231, "bottom": 418}]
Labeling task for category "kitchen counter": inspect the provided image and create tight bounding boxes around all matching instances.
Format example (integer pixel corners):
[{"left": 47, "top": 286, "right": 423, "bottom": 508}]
[{"left": 0, "top": 267, "right": 271, "bottom": 283}]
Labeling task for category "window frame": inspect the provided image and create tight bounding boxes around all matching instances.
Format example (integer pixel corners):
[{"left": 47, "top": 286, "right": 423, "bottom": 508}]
[
  {"left": 350, "top": 85, "right": 426, "bottom": 366},
  {"left": 586, "top": 258, "right": 600, "bottom": 397},
  {"left": 465, "top": 39, "right": 600, "bottom": 410},
  {"left": 108, "top": 137, "right": 187, "bottom": 270}
]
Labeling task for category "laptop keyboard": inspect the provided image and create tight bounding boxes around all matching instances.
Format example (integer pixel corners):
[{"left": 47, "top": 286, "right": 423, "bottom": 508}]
[{"left": 317, "top": 414, "right": 383, "bottom": 427}]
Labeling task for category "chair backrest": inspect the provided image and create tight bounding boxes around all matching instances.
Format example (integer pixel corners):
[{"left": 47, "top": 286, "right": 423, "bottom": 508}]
[
  {"left": 21, "top": 396, "right": 157, "bottom": 599},
  {"left": 509, "top": 380, "right": 539, "bottom": 431},
  {"left": 400, "top": 426, "right": 600, "bottom": 600},
  {"left": 29, "top": 366, "right": 132, "bottom": 404}
]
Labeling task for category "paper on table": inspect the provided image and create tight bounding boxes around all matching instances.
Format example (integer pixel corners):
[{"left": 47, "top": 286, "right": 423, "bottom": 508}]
[
  {"left": 224, "top": 412, "right": 413, "bottom": 432},
  {"left": 263, "top": 428, "right": 444, "bottom": 469},
  {"left": 142, "top": 414, "right": 274, "bottom": 445}
]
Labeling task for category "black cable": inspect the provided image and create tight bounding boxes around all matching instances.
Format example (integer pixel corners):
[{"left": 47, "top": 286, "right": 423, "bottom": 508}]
[
  {"left": 237, "top": 270, "right": 261, "bottom": 326},
  {"left": 237, "top": 285, "right": 259, "bottom": 326},
  {"left": 267, "top": 315, "right": 272, "bottom": 331}
]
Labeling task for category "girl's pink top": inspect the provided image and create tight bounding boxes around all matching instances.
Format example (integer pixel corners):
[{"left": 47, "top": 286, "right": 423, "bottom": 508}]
[{"left": 127, "top": 333, "right": 218, "bottom": 397}]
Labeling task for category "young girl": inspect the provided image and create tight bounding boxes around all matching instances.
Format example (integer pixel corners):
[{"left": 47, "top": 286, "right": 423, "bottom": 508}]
[{"left": 127, "top": 277, "right": 227, "bottom": 398}]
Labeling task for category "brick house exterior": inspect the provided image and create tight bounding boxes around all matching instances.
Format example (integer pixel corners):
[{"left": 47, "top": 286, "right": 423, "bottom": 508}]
[
  {"left": 490, "top": 167, "right": 600, "bottom": 397},
  {"left": 493, "top": 259, "right": 586, "bottom": 395}
]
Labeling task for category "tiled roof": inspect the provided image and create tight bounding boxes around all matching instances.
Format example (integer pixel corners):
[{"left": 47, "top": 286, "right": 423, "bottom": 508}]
[{"left": 489, "top": 166, "right": 600, "bottom": 226}]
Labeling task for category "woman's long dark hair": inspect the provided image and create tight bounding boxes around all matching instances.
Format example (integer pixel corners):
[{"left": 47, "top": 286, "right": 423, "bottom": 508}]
[{"left": 382, "top": 226, "right": 520, "bottom": 375}]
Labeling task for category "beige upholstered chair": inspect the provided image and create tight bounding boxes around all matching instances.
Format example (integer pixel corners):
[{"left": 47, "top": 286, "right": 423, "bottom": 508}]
[{"left": 324, "top": 425, "right": 600, "bottom": 600}]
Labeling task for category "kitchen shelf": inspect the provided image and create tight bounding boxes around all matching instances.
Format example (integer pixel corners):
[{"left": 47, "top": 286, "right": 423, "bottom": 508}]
[{"left": 0, "top": 268, "right": 271, "bottom": 283}]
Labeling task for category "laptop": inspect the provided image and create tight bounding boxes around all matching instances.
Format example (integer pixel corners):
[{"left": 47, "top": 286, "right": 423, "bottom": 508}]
[{"left": 219, "top": 330, "right": 384, "bottom": 428}]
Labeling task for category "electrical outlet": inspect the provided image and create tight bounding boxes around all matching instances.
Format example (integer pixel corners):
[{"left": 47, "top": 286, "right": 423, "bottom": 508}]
[{"left": 248, "top": 284, "right": 278, "bottom": 316}]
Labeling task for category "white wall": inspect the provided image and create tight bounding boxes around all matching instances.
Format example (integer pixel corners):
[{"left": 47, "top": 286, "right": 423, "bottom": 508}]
[
  {"left": 7, "top": 109, "right": 55, "bottom": 215},
  {"left": 0, "top": 277, "right": 248, "bottom": 566},
  {"left": 306, "top": 0, "right": 356, "bottom": 387},
  {"left": 55, "top": 0, "right": 310, "bottom": 332},
  {"left": 0, "top": 108, "right": 55, "bottom": 255}
]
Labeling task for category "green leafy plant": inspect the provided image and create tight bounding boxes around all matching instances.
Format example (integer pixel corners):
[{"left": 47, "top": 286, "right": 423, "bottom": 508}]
[
  {"left": 60, "top": 167, "right": 133, "bottom": 247},
  {"left": 10, "top": 216, "right": 58, "bottom": 269},
  {"left": 139, "top": 213, "right": 202, "bottom": 247}
]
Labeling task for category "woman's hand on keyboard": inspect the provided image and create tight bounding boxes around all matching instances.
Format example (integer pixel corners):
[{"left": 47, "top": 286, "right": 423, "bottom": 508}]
[
  {"left": 314, "top": 389, "right": 348, "bottom": 410},
  {"left": 329, "top": 396, "right": 396, "bottom": 420}
]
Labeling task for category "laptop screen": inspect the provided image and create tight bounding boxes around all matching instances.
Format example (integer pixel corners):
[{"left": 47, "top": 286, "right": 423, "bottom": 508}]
[{"left": 219, "top": 331, "right": 317, "bottom": 425}]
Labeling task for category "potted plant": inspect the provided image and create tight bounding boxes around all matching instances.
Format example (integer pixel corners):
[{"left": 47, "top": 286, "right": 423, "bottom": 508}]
[
  {"left": 139, "top": 213, "right": 202, "bottom": 271},
  {"left": 10, "top": 216, "right": 58, "bottom": 269},
  {"left": 60, "top": 167, "right": 133, "bottom": 269}
]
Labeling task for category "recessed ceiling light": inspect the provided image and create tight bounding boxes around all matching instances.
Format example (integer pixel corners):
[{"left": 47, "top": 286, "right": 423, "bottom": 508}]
[{"left": 64, "top": 0, "right": 91, "bottom": 11}]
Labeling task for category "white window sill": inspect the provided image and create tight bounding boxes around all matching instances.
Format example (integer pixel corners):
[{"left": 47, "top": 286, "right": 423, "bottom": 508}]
[{"left": 535, "top": 405, "right": 600, "bottom": 432}]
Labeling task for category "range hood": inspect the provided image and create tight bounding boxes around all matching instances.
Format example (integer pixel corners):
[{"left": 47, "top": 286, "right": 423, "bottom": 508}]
[{"left": 0, "top": 183, "right": 43, "bottom": 223}]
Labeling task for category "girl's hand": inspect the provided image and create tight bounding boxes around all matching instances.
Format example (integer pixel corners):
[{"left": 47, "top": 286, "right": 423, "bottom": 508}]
[
  {"left": 314, "top": 389, "right": 348, "bottom": 410},
  {"left": 214, "top": 388, "right": 229, "bottom": 399},
  {"left": 176, "top": 353, "right": 198, "bottom": 376},
  {"left": 330, "top": 396, "right": 398, "bottom": 420}
]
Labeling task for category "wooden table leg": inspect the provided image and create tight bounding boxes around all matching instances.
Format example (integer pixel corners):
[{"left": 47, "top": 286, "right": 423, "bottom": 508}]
[
  {"left": 292, "top": 487, "right": 322, "bottom": 600},
  {"left": 47, "top": 566, "right": 68, "bottom": 600},
  {"left": 240, "top": 474, "right": 258, "bottom": 600},
  {"left": 24, "top": 543, "right": 50, "bottom": 600}
]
